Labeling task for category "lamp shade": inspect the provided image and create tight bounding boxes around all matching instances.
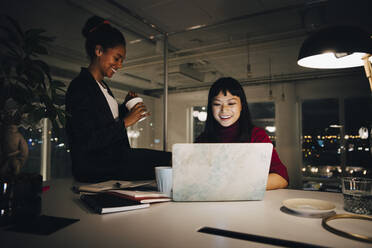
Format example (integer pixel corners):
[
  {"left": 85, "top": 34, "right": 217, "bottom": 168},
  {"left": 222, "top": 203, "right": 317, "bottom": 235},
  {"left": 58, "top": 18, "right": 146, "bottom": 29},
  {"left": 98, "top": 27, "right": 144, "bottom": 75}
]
[{"left": 298, "top": 26, "right": 372, "bottom": 69}]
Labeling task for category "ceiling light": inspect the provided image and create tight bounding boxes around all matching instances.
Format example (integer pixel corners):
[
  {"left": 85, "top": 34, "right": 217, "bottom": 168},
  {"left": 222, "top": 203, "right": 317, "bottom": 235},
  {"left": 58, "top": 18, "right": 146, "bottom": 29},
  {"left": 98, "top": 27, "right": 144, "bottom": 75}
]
[
  {"left": 297, "top": 26, "right": 372, "bottom": 91},
  {"left": 186, "top": 24, "right": 206, "bottom": 31},
  {"left": 329, "top": 124, "right": 342, "bottom": 128},
  {"left": 129, "top": 39, "right": 142, "bottom": 44}
]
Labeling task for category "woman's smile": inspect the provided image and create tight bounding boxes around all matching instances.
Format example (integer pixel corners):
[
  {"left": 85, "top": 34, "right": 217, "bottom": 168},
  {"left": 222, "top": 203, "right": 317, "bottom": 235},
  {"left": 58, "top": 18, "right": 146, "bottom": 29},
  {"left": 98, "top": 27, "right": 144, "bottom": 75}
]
[{"left": 212, "top": 90, "right": 242, "bottom": 127}]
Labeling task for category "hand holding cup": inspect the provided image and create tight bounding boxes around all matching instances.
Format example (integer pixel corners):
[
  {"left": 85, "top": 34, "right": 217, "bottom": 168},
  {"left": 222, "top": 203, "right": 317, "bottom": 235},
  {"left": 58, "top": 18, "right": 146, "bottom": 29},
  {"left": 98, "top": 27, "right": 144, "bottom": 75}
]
[{"left": 124, "top": 96, "right": 150, "bottom": 127}]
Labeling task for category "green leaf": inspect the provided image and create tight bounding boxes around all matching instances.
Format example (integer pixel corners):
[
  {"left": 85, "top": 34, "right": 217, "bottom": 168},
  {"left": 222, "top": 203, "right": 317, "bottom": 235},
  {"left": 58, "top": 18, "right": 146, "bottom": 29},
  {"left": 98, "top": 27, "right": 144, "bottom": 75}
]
[
  {"left": 33, "top": 60, "right": 51, "bottom": 81},
  {"left": 52, "top": 93, "right": 65, "bottom": 106},
  {"left": 23, "top": 60, "right": 45, "bottom": 87},
  {"left": 31, "top": 44, "right": 48, "bottom": 55},
  {"left": 11, "top": 76, "right": 29, "bottom": 86},
  {"left": 10, "top": 83, "right": 33, "bottom": 104},
  {"left": 25, "top": 28, "right": 46, "bottom": 37},
  {"left": 0, "top": 39, "right": 22, "bottom": 57},
  {"left": 51, "top": 80, "right": 65, "bottom": 88},
  {"left": 56, "top": 108, "right": 66, "bottom": 127},
  {"left": 29, "top": 106, "right": 47, "bottom": 123},
  {"left": 4, "top": 16, "right": 24, "bottom": 40},
  {"left": 38, "top": 35, "right": 55, "bottom": 43}
]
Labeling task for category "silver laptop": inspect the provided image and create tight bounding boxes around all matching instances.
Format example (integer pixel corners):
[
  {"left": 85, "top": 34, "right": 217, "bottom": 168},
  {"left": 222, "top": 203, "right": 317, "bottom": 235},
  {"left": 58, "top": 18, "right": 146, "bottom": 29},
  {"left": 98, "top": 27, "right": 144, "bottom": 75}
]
[{"left": 172, "top": 143, "right": 273, "bottom": 201}]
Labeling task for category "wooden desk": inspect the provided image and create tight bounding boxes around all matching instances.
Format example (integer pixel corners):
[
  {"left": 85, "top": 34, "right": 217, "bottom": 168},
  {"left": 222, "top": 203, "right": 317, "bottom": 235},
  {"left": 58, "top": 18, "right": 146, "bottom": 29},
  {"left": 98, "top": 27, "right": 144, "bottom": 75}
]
[{"left": 1, "top": 178, "right": 371, "bottom": 248}]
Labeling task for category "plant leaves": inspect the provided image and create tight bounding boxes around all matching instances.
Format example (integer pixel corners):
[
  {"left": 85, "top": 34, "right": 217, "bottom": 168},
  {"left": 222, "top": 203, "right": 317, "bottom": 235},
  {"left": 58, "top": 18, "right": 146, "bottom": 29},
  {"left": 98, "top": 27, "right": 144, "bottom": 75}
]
[
  {"left": 31, "top": 44, "right": 48, "bottom": 55},
  {"left": 0, "top": 38, "right": 22, "bottom": 57},
  {"left": 23, "top": 60, "right": 45, "bottom": 88},
  {"left": 28, "top": 106, "right": 47, "bottom": 123},
  {"left": 33, "top": 59, "right": 52, "bottom": 81},
  {"left": 51, "top": 80, "right": 65, "bottom": 88},
  {"left": 0, "top": 16, "right": 66, "bottom": 139},
  {"left": 56, "top": 108, "right": 66, "bottom": 127},
  {"left": 4, "top": 16, "right": 24, "bottom": 40},
  {"left": 52, "top": 92, "right": 65, "bottom": 106},
  {"left": 25, "top": 28, "right": 46, "bottom": 38}
]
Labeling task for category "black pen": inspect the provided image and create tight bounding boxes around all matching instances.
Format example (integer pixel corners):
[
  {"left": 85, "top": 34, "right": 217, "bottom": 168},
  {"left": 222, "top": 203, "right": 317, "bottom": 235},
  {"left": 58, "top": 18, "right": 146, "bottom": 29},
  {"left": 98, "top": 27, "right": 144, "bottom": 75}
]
[{"left": 198, "top": 227, "right": 331, "bottom": 248}]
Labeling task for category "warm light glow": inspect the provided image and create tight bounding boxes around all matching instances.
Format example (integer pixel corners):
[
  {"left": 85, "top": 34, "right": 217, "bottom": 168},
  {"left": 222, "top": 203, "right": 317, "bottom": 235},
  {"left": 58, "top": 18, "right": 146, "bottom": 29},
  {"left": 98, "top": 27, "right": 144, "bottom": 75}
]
[
  {"left": 186, "top": 24, "right": 206, "bottom": 30},
  {"left": 330, "top": 124, "right": 342, "bottom": 128},
  {"left": 128, "top": 130, "right": 140, "bottom": 138},
  {"left": 298, "top": 52, "right": 372, "bottom": 69},
  {"left": 265, "top": 126, "right": 276, "bottom": 133},
  {"left": 359, "top": 127, "right": 369, "bottom": 139},
  {"left": 197, "top": 111, "right": 207, "bottom": 122},
  {"left": 129, "top": 39, "right": 142, "bottom": 44}
]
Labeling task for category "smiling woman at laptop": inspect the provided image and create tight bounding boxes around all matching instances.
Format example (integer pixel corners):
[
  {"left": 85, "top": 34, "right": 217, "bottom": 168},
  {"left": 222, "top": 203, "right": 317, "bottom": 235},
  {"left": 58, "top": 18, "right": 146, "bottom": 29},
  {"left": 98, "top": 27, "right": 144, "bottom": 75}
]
[{"left": 195, "top": 77, "right": 288, "bottom": 190}]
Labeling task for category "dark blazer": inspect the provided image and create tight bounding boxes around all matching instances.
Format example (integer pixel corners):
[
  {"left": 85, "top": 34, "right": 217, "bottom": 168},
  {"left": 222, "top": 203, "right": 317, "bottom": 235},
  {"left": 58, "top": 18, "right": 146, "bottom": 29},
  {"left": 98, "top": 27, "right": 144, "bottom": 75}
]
[{"left": 65, "top": 68, "right": 130, "bottom": 182}]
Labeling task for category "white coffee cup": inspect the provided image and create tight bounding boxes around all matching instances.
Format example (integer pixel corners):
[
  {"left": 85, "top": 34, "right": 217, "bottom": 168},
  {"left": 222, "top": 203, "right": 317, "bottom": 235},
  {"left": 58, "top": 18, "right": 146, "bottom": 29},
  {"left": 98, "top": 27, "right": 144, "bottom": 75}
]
[
  {"left": 155, "top": 166, "right": 172, "bottom": 197},
  {"left": 125, "top": 97, "right": 147, "bottom": 122}
]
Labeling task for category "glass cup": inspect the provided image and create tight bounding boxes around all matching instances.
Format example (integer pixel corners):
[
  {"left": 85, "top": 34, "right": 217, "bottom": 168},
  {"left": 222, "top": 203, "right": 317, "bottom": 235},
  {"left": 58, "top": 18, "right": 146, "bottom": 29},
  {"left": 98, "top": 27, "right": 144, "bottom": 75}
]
[{"left": 341, "top": 177, "right": 372, "bottom": 215}]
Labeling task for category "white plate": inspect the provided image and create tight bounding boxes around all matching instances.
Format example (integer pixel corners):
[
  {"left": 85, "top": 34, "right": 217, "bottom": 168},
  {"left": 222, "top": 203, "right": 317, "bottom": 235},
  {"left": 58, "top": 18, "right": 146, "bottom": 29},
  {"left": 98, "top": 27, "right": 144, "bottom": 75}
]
[{"left": 282, "top": 198, "right": 336, "bottom": 214}]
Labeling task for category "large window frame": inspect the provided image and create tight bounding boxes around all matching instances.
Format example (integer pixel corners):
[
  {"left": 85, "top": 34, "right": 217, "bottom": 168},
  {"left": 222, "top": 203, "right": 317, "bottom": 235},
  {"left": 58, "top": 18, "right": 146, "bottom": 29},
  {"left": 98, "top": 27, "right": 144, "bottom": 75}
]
[{"left": 300, "top": 96, "right": 371, "bottom": 192}]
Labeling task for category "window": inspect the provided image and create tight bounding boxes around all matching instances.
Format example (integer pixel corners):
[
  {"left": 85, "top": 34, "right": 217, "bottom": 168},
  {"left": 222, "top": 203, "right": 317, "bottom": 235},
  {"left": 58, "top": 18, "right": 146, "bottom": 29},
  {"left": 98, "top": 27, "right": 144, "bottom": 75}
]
[
  {"left": 301, "top": 99, "right": 340, "bottom": 191},
  {"left": 344, "top": 97, "right": 371, "bottom": 177},
  {"left": 249, "top": 102, "right": 276, "bottom": 146},
  {"left": 301, "top": 97, "right": 372, "bottom": 192},
  {"left": 192, "top": 106, "right": 207, "bottom": 142},
  {"left": 50, "top": 129, "right": 72, "bottom": 178},
  {"left": 19, "top": 127, "right": 42, "bottom": 174}
]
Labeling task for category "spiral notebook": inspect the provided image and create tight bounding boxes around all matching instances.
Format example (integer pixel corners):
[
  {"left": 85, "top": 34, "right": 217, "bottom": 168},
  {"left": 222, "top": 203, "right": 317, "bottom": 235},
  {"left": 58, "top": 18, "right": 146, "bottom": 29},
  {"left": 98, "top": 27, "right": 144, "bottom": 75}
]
[{"left": 172, "top": 143, "right": 273, "bottom": 201}]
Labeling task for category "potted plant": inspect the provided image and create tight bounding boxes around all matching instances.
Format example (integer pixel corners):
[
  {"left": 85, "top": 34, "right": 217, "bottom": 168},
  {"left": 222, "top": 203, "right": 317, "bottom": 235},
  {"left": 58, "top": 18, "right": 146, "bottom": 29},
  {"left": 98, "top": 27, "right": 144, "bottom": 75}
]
[{"left": 0, "top": 16, "right": 66, "bottom": 176}]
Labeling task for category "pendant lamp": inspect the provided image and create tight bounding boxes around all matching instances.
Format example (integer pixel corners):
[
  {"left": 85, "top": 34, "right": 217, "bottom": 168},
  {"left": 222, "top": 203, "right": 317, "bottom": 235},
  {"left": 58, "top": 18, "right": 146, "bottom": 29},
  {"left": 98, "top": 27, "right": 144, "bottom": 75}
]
[{"left": 297, "top": 26, "right": 372, "bottom": 91}]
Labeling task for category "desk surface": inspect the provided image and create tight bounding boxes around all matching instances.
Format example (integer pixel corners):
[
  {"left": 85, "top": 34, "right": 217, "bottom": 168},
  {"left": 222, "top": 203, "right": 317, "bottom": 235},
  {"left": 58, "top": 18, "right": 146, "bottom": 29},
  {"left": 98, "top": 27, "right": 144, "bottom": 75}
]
[{"left": 1, "top": 178, "right": 371, "bottom": 248}]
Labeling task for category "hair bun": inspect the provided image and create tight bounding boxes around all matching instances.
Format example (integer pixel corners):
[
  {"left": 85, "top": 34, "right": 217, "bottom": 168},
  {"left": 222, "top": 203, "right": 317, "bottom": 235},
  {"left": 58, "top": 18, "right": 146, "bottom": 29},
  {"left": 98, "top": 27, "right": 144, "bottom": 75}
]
[{"left": 82, "top": 15, "right": 107, "bottom": 38}]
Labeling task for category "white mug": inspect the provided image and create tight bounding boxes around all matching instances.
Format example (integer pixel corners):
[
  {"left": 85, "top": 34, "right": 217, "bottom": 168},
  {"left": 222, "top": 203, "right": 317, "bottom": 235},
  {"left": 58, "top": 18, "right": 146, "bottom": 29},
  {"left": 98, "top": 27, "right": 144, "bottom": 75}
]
[
  {"left": 125, "top": 97, "right": 147, "bottom": 122},
  {"left": 155, "top": 166, "right": 172, "bottom": 197}
]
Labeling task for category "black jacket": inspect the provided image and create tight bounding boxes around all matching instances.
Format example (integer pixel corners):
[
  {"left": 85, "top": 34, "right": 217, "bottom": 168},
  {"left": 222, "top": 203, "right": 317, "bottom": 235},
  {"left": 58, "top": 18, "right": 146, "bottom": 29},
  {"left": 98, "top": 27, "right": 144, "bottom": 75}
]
[{"left": 65, "top": 68, "right": 130, "bottom": 182}]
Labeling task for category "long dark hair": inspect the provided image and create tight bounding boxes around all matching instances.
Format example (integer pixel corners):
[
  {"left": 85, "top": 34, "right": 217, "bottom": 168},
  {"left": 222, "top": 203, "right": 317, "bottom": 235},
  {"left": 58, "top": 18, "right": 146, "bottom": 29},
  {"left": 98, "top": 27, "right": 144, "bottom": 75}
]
[
  {"left": 197, "top": 77, "right": 254, "bottom": 142},
  {"left": 82, "top": 16, "right": 126, "bottom": 61}
]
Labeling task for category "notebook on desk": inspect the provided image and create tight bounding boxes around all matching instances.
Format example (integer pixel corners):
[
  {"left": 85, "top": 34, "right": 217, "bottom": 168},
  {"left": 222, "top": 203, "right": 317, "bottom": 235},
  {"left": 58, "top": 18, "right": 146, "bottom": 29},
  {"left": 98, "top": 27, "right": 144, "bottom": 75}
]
[{"left": 172, "top": 143, "right": 273, "bottom": 201}]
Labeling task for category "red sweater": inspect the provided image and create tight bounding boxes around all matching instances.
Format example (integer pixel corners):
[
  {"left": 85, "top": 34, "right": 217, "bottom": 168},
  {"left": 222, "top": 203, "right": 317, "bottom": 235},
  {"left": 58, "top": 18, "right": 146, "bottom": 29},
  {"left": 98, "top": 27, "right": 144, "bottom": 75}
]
[{"left": 196, "top": 122, "right": 289, "bottom": 182}]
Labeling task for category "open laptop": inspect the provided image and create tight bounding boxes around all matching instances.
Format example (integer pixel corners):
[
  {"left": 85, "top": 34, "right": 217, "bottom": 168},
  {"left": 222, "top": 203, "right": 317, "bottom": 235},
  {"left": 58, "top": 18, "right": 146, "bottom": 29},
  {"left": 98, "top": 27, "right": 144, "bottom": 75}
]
[{"left": 172, "top": 143, "right": 273, "bottom": 201}]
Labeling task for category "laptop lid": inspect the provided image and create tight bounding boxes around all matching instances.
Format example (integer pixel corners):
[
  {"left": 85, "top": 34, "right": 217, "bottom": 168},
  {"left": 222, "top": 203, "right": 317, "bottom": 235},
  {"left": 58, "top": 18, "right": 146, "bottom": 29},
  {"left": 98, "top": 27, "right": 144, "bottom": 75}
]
[{"left": 172, "top": 143, "right": 273, "bottom": 201}]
